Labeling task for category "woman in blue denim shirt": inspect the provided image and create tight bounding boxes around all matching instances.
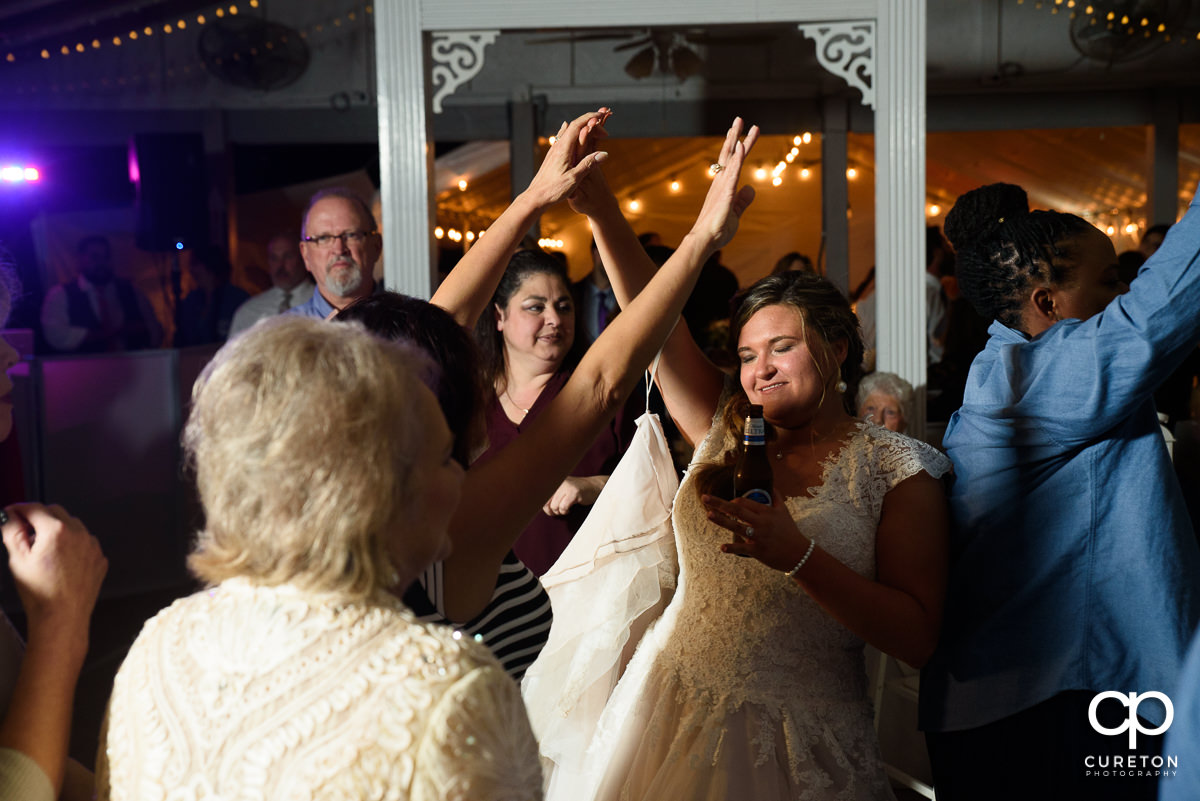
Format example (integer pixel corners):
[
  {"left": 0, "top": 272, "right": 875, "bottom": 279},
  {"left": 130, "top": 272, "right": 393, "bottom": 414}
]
[{"left": 919, "top": 182, "right": 1200, "bottom": 801}]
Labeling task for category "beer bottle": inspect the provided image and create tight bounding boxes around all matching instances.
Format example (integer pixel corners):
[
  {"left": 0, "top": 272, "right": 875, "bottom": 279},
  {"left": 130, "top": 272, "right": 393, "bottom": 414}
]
[
  {"left": 732, "top": 405, "right": 773, "bottom": 548},
  {"left": 735, "top": 404, "right": 773, "bottom": 504}
]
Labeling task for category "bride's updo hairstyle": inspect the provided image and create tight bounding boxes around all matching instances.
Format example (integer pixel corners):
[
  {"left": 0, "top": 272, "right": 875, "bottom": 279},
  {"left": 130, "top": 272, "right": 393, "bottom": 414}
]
[{"left": 944, "top": 182, "right": 1095, "bottom": 332}]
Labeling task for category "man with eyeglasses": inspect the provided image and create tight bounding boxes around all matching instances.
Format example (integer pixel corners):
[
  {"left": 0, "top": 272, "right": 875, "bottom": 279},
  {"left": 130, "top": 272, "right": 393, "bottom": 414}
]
[{"left": 288, "top": 187, "right": 381, "bottom": 320}]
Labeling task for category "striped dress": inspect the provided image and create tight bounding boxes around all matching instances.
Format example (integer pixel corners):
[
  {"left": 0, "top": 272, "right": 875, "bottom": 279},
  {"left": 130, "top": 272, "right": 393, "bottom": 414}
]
[{"left": 404, "top": 550, "right": 553, "bottom": 680}]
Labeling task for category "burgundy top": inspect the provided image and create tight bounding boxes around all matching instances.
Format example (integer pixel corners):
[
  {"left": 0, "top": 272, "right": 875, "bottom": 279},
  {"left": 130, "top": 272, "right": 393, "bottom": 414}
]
[{"left": 477, "top": 370, "right": 637, "bottom": 575}]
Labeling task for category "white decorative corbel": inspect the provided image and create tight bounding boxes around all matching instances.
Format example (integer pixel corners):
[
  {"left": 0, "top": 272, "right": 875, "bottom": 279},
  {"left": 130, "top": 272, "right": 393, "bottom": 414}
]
[
  {"left": 797, "top": 21, "right": 875, "bottom": 110},
  {"left": 429, "top": 30, "right": 499, "bottom": 113}
]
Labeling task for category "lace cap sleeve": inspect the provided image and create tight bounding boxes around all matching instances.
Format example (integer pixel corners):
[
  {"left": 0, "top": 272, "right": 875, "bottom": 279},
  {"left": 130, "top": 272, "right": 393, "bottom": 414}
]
[
  {"left": 412, "top": 665, "right": 543, "bottom": 801},
  {"left": 866, "top": 425, "right": 953, "bottom": 489}
]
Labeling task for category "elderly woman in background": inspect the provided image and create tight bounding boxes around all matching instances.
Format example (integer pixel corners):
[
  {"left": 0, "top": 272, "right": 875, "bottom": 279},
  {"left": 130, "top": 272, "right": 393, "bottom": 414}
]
[
  {"left": 0, "top": 246, "right": 108, "bottom": 801},
  {"left": 96, "top": 317, "right": 542, "bottom": 800},
  {"left": 856, "top": 371, "right": 914, "bottom": 433}
]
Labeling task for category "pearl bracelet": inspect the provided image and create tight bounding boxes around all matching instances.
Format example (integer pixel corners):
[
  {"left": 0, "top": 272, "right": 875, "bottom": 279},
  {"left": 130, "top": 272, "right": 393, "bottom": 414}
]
[{"left": 785, "top": 539, "right": 816, "bottom": 579}]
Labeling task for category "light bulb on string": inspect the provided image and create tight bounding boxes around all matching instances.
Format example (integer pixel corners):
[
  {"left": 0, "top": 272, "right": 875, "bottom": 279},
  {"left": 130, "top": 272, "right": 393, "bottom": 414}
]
[{"left": 669, "top": 178, "right": 681, "bottom": 193}]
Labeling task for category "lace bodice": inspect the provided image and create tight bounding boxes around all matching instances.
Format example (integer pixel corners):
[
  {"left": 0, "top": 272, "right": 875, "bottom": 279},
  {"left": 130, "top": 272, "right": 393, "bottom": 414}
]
[
  {"left": 663, "top": 420, "right": 951, "bottom": 712},
  {"left": 570, "top": 417, "right": 952, "bottom": 801},
  {"left": 97, "top": 580, "right": 542, "bottom": 801}
]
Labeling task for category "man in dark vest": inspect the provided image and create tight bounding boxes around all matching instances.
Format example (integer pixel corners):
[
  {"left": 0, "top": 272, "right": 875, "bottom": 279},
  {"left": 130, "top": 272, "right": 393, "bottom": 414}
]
[{"left": 40, "top": 235, "right": 162, "bottom": 353}]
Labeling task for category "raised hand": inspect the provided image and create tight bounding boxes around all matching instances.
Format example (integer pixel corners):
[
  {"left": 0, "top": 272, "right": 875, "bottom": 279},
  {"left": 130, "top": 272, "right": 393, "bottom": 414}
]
[
  {"left": 690, "top": 117, "right": 759, "bottom": 256},
  {"left": 524, "top": 107, "right": 612, "bottom": 210}
]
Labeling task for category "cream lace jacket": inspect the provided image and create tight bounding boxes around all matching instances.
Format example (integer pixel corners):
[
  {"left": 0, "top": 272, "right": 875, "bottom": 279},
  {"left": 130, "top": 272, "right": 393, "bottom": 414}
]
[{"left": 96, "top": 579, "right": 543, "bottom": 801}]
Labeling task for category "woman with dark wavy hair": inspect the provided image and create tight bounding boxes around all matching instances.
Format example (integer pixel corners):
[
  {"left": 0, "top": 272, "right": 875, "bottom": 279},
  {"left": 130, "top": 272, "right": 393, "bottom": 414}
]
[{"left": 920, "top": 182, "right": 1200, "bottom": 801}]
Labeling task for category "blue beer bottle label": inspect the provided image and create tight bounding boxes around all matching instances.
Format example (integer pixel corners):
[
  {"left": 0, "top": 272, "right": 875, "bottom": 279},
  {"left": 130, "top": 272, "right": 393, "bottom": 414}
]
[{"left": 741, "top": 488, "right": 772, "bottom": 505}]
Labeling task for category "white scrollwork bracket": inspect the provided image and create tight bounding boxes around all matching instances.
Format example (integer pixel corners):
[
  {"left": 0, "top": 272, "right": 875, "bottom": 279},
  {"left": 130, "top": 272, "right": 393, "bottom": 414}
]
[
  {"left": 430, "top": 31, "right": 499, "bottom": 113},
  {"left": 797, "top": 22, "right": 875, "bottom": 110}
]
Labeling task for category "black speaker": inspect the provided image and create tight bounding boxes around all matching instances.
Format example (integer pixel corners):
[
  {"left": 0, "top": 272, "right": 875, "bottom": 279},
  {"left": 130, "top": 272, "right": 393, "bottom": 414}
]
[{"left": 129, "top": 133, "right": 209, "bottom": 253}]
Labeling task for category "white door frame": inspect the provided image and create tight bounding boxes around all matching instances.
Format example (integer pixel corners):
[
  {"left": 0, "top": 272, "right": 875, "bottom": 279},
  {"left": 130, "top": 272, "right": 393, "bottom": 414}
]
[{"left": 373, "top": 0, "right": 928, "bottom": 422}]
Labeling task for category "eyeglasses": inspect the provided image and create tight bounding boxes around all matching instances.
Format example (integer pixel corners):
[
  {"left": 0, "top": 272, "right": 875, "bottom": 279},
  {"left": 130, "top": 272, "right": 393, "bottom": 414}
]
[{"left": 301, "top": 230, "right": 377, "bottom": 248}]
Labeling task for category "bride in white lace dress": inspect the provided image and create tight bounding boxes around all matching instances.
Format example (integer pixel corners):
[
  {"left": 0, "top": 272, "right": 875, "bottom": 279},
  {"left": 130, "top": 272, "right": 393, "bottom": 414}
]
[{"left": 565, "top": 138, "right": 952, "bottom": 798}]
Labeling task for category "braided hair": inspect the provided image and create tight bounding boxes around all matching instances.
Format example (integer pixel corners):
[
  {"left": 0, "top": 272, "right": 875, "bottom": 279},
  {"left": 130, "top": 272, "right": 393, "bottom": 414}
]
[{"left": 944, "top": 183, "right": 1095, "bottom": 332}]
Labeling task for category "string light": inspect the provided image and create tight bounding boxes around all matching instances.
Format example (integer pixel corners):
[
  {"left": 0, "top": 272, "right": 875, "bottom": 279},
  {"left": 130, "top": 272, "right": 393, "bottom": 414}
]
[
  {"left": 669, "top": 178, "right": 681, "bottom": 193},
  {"left": 457, "top": 178, "right": 468, "bottom": 191},
  {"left": 927, "top": 203, "right": 942, "bottom": 216},
  {"left": 1020, "top": 0, "right": 1200, "bottom": 45},
  {"left": 627, "top": 198, "right": 641, "bottom": 212},
  {"left": 1106, "top": 224, "right": 1117, "bottom": 236},
  {"left": 6, "top": 2, "right": 379, "bottom": 95},
  {"left": 847, "top": 167, "right": 859, "bottom": 179},
  {"left": 434, "top": 226, "right": 444, "bottom": 239},
  {"left": 465, "top": 231, "right": 475, "bottom": 242},
  {"left": 753, "top": 166, "right": 768, "bottom": 181},
  {"left": 800, "top": 168, "right": 812, "bottom": 179},
  {"left": 1124, "top": 222, "right": 1139, "bottom": 234},
  {"left": 771, "top": 176, "right": 783, "bottom": 187},
  {"left": 537, "top": 237, "right": 564, "bottom": 249}
]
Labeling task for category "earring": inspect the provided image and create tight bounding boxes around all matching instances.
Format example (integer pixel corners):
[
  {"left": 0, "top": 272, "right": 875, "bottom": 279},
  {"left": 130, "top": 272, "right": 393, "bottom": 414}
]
[{"left": 835, "top": 379, "right": 847, "bottom": 393}]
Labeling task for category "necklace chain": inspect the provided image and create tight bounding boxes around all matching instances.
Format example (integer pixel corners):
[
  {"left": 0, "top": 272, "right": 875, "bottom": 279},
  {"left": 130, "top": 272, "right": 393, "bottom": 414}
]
[{"left": 503, "top": 388, "right": 531, "bottom": 416}]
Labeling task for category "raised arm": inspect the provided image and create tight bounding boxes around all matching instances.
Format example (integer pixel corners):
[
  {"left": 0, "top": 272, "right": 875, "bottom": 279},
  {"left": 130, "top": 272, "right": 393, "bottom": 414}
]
[
  {"left": 0, "top": 504, "right": 107, "bottom": 799},
  {"left": 571, "top": 120, "right": 759, "bottom": 444},
  {"left": 445, "top": 119, "right": 758, "bottom": 614},
  {"left": 430, "top": 108, "right": 611, "bottom": 327}
]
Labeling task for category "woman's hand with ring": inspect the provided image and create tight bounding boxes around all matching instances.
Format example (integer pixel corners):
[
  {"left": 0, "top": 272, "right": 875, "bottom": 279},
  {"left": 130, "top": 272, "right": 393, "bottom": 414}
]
[
  {"left": 525, "top": 107, "right": 612, "bottom": 210},
  {"left": 700, "top": 494, "right": 812, "bottom": 573}
]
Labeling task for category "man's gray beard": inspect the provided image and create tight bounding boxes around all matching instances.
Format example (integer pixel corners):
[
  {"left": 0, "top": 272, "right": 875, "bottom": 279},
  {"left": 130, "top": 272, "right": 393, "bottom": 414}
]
[{"left": 326, "top": 263, "right": 365, "bottom": 297}]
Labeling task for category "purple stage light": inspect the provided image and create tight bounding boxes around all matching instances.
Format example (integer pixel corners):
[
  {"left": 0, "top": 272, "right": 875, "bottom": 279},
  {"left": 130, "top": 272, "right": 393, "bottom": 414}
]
[{"left": 0, "top": 164, "right": 40, "bottom": 183}]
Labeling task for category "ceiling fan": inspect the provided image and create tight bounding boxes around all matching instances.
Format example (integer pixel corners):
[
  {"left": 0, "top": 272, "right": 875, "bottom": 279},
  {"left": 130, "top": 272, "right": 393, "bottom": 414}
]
[
  {"left": 1068, "top": 0, "right": 1192, "bottom": 64},
  {"left": 197, "top": 16, "right": 309, "bottom": 91},
  {"left": 525, "top": 28, "right": 775, "bottom": 81}
]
